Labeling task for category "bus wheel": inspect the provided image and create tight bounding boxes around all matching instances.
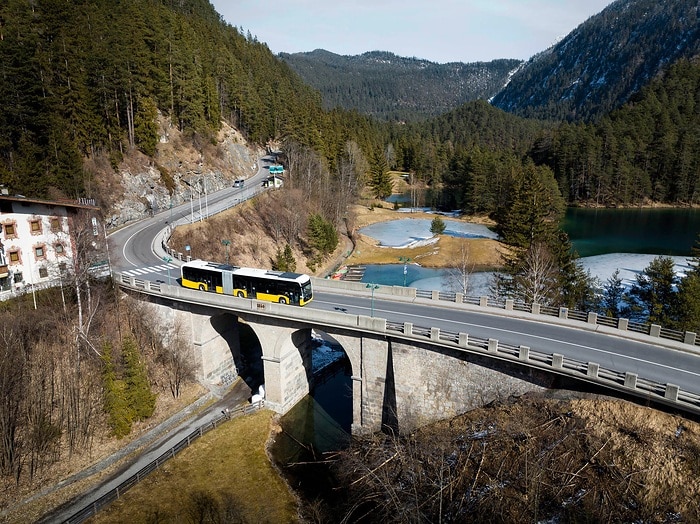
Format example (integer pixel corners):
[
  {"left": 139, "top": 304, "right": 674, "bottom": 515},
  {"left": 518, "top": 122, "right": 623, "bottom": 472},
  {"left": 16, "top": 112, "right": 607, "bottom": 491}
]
[
  {"left": 279, "top": 297, "right": 287, "bottom": 304},
  {"left": 237, "top": 291, "right": 244, "bottom": 298},
  {"left": 199, "top": 284, "right": 205, "bottom": 291}
]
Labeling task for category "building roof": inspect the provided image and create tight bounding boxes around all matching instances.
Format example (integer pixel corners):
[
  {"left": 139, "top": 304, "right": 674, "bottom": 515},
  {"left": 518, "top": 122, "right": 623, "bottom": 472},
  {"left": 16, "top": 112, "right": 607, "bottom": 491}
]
[{"left": 0, "top": 194, "right": 100, "bottom": 211}]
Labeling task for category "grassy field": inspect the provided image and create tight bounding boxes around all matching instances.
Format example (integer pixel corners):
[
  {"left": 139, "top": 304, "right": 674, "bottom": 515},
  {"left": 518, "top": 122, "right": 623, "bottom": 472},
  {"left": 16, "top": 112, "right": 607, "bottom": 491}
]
[{"left": 92, "top": 410, "right": 300, "bottom": 523}]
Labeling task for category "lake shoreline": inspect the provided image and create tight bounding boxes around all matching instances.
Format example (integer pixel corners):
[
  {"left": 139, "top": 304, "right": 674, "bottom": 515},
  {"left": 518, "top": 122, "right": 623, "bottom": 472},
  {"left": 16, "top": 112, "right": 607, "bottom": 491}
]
[
  {"left": 342, "top": 203, "right": 505, "bottom": 271},
  {"left": 332, "top": 203, "right": 695, "bottom": 294}
]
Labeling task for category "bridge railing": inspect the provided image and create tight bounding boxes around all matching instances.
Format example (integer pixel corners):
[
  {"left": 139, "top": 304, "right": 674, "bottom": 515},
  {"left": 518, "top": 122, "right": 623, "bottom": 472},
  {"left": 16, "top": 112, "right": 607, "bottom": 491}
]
[
  {"left": 382, "top": 319, "right": 700, "bottom": 417},
  {"left": 313, "top": 278, "right": 700, "bottom": 349},
  {"left": 115, "top": 273, "right": 700, "bottom": 418}
]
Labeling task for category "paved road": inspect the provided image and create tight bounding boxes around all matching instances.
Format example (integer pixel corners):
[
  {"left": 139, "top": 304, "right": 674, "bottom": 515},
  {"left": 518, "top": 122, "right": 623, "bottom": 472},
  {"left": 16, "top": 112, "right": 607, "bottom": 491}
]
[
  {"left": 109, "top": 155, "right": 273, "bottom": 272},
  {"left": 309, "top": 290, "right": 700, "bottom": 396}
]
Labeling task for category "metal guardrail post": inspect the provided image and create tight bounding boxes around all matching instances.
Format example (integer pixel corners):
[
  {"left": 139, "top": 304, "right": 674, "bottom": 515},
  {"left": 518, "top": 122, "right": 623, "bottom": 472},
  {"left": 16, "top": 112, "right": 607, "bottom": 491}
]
[
  {"left": 552, "top": 354, "right": 564, "bottom": 369},
  {"left": 519, "top": 346, "right": 530, "bottom": 361},
  {"left": 665, "top": 384, "right": 679, "bottom": 401}
]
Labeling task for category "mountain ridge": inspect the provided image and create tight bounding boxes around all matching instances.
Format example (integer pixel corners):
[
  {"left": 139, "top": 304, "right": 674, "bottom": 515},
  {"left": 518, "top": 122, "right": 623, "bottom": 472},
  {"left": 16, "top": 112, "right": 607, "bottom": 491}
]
[
  {"left": 279, "top": 49, "right": 521, "bottom": 121},
  {"left": 492, "top": 0, "right": 700, "bottom": 121},
  {"left": 281, "top": 0, "right": 700, "bottom": 123}
]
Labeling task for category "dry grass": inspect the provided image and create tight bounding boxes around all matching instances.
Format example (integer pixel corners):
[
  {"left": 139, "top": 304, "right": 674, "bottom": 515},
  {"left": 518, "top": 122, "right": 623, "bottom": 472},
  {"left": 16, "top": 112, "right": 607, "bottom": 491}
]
[
  {"left": 570, "top": 397, "right": 700, "bottom": 513},
  {"left": 1, "top": 382, "right": 209, "bottom": 524},
  {"left": 346, "top": 203, "right": 504, "bottom": 270},
  {"left": 92, "top": 410, "right": 300, "bottom": 524},
  {"left": 328, "top": 393, "right": 700, "bottom": 522}
]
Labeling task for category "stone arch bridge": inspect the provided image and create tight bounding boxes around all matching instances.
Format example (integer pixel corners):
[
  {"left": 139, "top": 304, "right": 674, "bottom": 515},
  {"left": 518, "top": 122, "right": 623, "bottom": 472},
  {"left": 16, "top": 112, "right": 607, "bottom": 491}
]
[{"left": 116, "top": 273, "right": 700, "bottom": 434}]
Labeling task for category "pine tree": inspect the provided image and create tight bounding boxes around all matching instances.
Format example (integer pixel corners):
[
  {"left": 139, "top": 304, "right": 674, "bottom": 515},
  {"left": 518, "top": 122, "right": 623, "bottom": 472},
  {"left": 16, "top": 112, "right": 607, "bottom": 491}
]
[
  {"left": 101, "top": 342, "right": 132, "bottom": 438},
  {"left": 122, "top": 337, "right": 156, "bottom": 421},
  {"left": 601, "top": 269, "right": 625, "bottom": 318},
  {"left": 674, "top": 235, "right": 700, "bottom": 332},
  {"left": 430, "top": 216, "right": 446, "bottom": 235},
  {"left": 369, "top": 148, "right": 393, "bottom": 199},
  {"left": 307, "top": 214, "right": 339, "bottom": 261},
  {"left": 273, "top": 243, "right": 296, "bottom": 272},
  {"left": 495, "top": 160, "right": 564, "bottom": 249},
  {"left": 133, "top": 96, "right": 159, "bottom": 157},
  {"left": 624, "top": 256, "right": 678, "bottom": 325},
  {"left": 492, "top": 160, "right": 586, "bottom": 307},
  {"left": 675, "top": 272, "right": 700, "bottom": 334}
]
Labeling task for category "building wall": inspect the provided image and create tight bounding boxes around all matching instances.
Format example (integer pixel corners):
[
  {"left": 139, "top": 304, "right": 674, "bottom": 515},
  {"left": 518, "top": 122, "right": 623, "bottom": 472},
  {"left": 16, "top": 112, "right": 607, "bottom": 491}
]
[{"left": 0, "top": 199, "right": 75, "bottom": 291}]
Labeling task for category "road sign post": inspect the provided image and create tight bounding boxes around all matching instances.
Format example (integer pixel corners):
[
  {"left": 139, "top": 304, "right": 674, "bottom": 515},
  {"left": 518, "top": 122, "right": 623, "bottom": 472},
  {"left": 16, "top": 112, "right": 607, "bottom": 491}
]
[{"left": 163, "top": 256, "right": 173, "bottom": 283}]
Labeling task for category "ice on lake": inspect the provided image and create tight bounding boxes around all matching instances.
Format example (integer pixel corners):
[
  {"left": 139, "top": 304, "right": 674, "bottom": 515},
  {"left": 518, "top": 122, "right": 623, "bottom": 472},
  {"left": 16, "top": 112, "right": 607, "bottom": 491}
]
[
  {"left": 359, "top": 218, "right": 498, "bottom": 248},
  {"left": 578, "top": 253, "right": 692, "bottom": 287}
]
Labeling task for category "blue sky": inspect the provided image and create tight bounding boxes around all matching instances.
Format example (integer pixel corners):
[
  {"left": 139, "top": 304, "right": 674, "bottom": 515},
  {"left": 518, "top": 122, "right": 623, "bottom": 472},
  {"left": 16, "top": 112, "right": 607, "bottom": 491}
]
[{"left": 210, "top": 0, "right": 613, "bottom": 63}]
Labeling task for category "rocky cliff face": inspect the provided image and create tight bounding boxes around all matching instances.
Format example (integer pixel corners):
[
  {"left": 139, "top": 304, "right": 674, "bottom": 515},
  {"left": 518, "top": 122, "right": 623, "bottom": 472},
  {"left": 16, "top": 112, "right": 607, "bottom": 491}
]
[{"left": 98, "top": 116, "right": 262, "bottom": 228}]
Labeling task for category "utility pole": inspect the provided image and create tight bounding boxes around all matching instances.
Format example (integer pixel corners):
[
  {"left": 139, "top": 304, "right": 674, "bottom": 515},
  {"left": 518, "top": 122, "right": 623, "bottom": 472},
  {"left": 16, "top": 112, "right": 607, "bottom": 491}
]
[
  {"left": 399, "top": 256, "right": 411, "bottom": 287},
  {"left": 221, "top": 239, "right": 231, "bottom": 265},
  {"left": 366, "top": 283, "right": 379, "bottom": 317}
]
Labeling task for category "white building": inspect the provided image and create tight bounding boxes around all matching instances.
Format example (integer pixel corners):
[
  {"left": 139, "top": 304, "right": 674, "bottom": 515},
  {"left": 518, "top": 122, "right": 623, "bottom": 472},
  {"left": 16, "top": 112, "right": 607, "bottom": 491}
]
[
  {"left": 262, "top": 174, "right": 284, "bottom": 189},
  {"left": 0, "top": 193, "right": 100, "bottom": 297}
]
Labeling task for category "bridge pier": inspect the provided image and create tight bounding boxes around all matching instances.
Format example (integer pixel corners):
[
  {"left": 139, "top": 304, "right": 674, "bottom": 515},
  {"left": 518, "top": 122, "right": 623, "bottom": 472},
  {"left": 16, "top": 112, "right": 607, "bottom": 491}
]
[
  {"left": 244, "top": 320, "right": 314, "bottom": 414},
  {"left": 324, "top": 331, "right": 546, "bottom": 435},
  {"left": 188, "top": 309, "right": 238, "bottom": 383}
]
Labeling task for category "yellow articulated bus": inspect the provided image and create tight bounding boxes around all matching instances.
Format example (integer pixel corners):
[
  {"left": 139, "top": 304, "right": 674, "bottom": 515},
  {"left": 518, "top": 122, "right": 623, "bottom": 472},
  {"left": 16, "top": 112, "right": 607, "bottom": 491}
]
[{"left": 180, "top": 260, "right": 313, "bottom": 306}]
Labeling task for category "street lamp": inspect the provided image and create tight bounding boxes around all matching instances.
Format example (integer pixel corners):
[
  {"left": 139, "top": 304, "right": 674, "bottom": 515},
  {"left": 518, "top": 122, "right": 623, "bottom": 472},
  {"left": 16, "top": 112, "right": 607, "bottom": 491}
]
[
  {"left": 399, "top": 257, "right": 411, "bottom": 287},
  {"left": 366, "top": 283, "right": 379, "bottom": 317},
  {"left": 221, "top": 239, "right": 231, "bottom": 265},
  {"left": 162, "top": 255, "right": 173, "bottom": 284}
]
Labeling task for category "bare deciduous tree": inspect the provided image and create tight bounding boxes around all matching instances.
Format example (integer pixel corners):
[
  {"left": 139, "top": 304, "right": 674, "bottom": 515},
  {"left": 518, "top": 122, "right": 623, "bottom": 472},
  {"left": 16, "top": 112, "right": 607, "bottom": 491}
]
[
  {"left": 65, "top": 210, "right": 109, "bottom": 354},
  {"left": 0, "top": 317, "right": 27, "bottom": 483},
  {"left": 445, "top": 240, "right": 476, "bottom": 296},
  {"left": 157, "top": 319, "right": 196, "bottom": 399},
  {"left": 514, "top": 241, "right": 560, "bottom": 306}
]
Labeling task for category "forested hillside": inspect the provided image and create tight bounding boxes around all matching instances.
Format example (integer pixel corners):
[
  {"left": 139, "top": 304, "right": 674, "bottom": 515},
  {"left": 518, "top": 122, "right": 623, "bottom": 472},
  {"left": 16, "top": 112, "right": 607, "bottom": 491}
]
[
  {"left": 491, "top": 0, "right": 700, "bottom": 122},
  {"left": 529, "top": 58, "right": 700, "bottom": 205},
  {"left": 355, "top": 52, "right": 700, "bottom": 211},
  {"left": 0, "top": 0, "right": 344, "bottom": 199},
  {"left": 280, "top": 50, "right": 520, "bottom": 122}
]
